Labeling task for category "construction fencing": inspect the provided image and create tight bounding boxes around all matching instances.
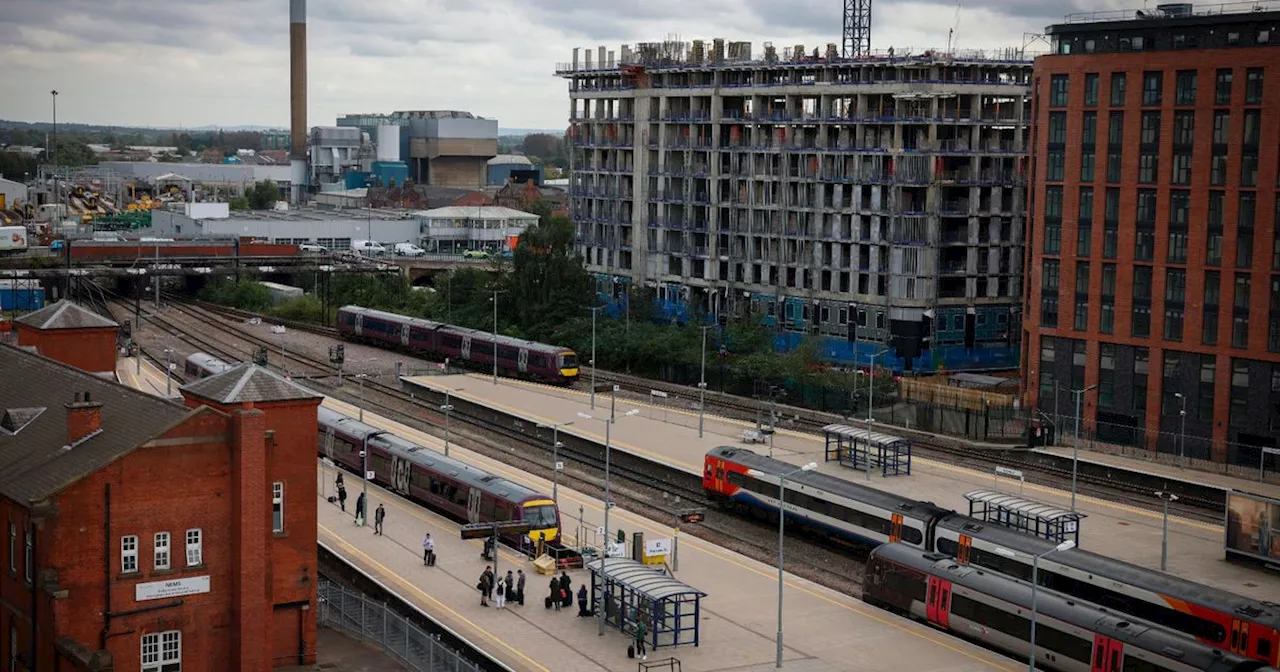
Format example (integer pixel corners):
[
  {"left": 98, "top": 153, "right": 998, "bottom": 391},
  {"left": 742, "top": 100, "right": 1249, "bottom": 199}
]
[{"left": 317, "top": 578, "right": 488, "bottom": 672}]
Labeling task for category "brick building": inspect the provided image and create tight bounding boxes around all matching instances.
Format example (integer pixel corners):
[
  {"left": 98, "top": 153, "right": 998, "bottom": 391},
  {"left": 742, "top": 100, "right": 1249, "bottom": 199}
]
[
  {"left": 15, "top": 300, "right": 119, "bottom": 376},
  {"left": 1024, "top": 5, "right": 1280, "bottom": 464},
  {"left": 0, "top": 345, "right": 321, "bottom": 671}
]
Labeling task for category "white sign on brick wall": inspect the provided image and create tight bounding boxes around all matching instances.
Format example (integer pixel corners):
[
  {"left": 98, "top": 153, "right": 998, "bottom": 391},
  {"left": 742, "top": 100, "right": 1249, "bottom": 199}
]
[{"left": 136, "top": 575, "right": 210, "bottom": 602}]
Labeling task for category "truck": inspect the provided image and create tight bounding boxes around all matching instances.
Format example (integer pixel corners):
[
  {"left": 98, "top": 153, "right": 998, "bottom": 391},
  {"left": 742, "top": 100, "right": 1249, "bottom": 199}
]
[{"left": 0, "top": 226, "right": 29, "bottom": 254}]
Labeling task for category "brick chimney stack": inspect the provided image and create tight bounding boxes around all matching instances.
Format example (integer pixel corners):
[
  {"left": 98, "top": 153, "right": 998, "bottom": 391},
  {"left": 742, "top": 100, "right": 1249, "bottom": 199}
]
[
  {"left": 230, "top": 407, "right": 271, "bottom": 671},
  {"left": 65, "top": 392, "right": 103, "bottom": 444}
]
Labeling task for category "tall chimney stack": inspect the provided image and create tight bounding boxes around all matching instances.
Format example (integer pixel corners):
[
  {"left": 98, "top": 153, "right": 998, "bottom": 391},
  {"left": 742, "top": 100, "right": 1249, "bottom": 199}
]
[{"left": 289, "top": 0, "right": 307, "bottom": 160}]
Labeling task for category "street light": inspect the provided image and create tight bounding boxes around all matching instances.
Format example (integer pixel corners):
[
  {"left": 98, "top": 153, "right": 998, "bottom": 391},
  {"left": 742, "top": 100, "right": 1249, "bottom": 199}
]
[
  {"left": 491, "top": 290, "right": 503, "bottom": 384},
  {"left": 698, "top": 325, "right": 712, "bottom": 438},
  {"left": 441, "top": 387, "right": 464, "bottom": 457},
  {"left": 577, "top": 408, "right": 640, "bottom": 636},
  {"left": 1068, "top": 383, "right": 1098, "bottom": 511},
  {"left": 536, "top": 421, "right": 574, "bottom": 505},
  {"left": 994, "top": 540, "right": 1075, "bottom": 671},
  {"left": 163, "top": 347, "right": 175, "bottom": 397},
  {"left": 753, "top": 461, "right": 818, "bottom": 668},
  {"left": 359, "top": 430, "right": 387, "bottom": 527},
  {"left": 588, "top": 305, "right": 604, "bottom": 409},
  {"left": 1155, "top": 489, "right": 1179, "bottom": 571},
  {"left": 865, "top": 348, "right": 891, "bottom": 482},
  {"left": 1173, "top": 392, "right": 1187, "bottom": 465}
]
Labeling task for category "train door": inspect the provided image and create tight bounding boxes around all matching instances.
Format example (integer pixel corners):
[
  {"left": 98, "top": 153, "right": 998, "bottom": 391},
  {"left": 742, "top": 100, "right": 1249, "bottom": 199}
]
[
  {"left": 467, "top": 488, "right": 482, "bottom": 524},
  {"left": 957, "top": 535, "right": 972, "bottom": 564},
  {"left": 354, "top": 314, "right": 363, "bottom": 336},
  {"left": 323, "top": 426, "right": 335, "bottom": 460},
  {"left": 890, "top": 514, "right": 903, "bottom": 543},
  {"left": 1090, "top": 635, "right": 1123, "bottom": 672},
  {"left": 925, "top": 576, "right": 951, "bottom": 627},
  {"left": 391, "top": 455, "right": 412, "bottom": 495},
  {"left": 1230, "top": 619, "right": 1253, "bottom": 658},
  {"left": 461, "top": 336, "right": 472, "bottom": 360},
  {"left": 518, "top": 348, "right": 529, "bottom": 373},
  {"left": 401, "top": 323, "right": 411, "bottom": 347}
]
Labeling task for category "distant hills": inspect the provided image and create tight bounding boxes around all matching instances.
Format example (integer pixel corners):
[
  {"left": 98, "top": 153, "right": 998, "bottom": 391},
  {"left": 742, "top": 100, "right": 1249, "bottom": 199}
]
[
  {"left": 499, "top": 128, "right": 565, "bottom": 137},
  {"left": 3, "top": 120, "right": 565, "bottom": 137}
]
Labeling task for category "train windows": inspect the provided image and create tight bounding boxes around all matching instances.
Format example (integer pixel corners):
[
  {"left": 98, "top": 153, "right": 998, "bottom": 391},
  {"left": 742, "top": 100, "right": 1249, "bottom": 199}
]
[
  {"left": 1120, "top": 655, "right": 1176, "bottom": 672},
  {"left": 951, "top": 594, "right": 1031, "bottom": 641},
  {"left": 562, "top": 353, "right": 579, "bottom": 368},
  {"left": 1258, "top": 639, "right": 1272, "bottom": 659},
  {"left": 443, "top": 335, "right": 463, "bottom": 349},
  {"left": 524, "top": 505, "right": 557, "bottom": 528},
  {"left": 936, "top": 538, "right": 959, "bottom": 556},
  {"left": 1036, "top": 625, "right": 1093, "bottom": 663},
  {"left": 881, "top": 562, "right": 927, "bottom": 603},
  {"left": 901, "top": 526, "right": 923, "bottom": 546},
  {"left": 494, "top": 502, "right": 510, "bottom": 522}
]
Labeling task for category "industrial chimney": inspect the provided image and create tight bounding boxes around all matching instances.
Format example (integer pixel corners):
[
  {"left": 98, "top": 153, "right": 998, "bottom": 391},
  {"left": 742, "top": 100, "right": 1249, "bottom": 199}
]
[{"left": 289, "top": 0, "right": 307, "bottom": 203}]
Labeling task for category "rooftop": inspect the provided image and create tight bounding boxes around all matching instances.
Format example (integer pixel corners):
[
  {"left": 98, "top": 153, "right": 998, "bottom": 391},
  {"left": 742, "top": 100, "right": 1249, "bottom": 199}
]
[
  {"left": 1059, "top": 0, "right": 1280, "bottom": 25},
  {"left": 0, "top": 345, "right": 188, "bottom": 504},
  {"left": 181, "top": 363, "right": 324, "bottom": 405},
  {"left": 414, "top": 205, "right": 541, "bottom": 221},
  {"left": 15, "top": 300, "right": 118, "bottom": 331},
  {"left": 487, "top": 154, "right": 533, "bottom": 166}
]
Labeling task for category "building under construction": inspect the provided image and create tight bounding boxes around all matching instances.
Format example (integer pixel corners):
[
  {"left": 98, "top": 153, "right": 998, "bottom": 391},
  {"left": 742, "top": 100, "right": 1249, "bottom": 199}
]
[{"left": 557, "top": 40, "right": 1033, "bottom": 372}]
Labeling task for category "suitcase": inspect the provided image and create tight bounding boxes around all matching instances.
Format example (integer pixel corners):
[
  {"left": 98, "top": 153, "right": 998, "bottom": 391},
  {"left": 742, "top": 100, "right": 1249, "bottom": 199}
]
[
  {"left": 545, "top": 596, "right": 554, "bottom": 609},
  {"left": 627, "top": 645, "right": 635, "bottom": 659}
]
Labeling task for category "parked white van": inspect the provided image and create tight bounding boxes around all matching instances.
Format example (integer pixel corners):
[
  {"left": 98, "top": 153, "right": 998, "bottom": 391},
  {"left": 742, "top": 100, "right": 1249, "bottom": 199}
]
[
  {"left": 350, "top": 240, "right": 387, "bottom": 255},
  {"left": 394, "top": 242, "right": 426, "bottom": 257}
]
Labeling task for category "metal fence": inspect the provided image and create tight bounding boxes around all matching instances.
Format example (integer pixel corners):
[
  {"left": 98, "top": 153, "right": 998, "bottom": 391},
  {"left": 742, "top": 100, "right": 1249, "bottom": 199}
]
[{"left": 318, "top": 578, "right": 489, "bottom": 672}]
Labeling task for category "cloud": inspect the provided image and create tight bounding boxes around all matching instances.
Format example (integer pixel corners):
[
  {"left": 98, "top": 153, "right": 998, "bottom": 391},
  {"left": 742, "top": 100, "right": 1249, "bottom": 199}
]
[{"left": 0, "top": 0, "right": 1062, "bottom": 130}]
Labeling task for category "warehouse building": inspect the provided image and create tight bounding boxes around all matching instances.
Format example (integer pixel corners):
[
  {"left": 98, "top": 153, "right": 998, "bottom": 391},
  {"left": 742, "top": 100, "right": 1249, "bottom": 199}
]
[{"left": 337, "top": 110, "right": 498, "bottom": 188}]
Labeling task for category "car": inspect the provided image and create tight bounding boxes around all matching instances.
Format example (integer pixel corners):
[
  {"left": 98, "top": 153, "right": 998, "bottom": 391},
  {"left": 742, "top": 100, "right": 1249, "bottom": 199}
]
[
  {"left": 462, "top": 249, "right": 488, "bottom": 259},
  {"left": 298, "top": 243, "right": 329, "bottom": 253},
  {"left": 350, "top": 240, "right": 387, "bottom": 255},
  {"left": 394, "top": 242, "right": 426, "bottom": 257}
]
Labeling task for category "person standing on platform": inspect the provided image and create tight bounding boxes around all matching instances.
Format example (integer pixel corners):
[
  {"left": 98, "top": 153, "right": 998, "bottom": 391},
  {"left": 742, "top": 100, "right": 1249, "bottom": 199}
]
[
  {"left": 422, "top": 532, "right": 435, "bottom": 566},
  {"left": 516, "top": 569, "right": 526, "bottom": 606},
  {"left": 355, "top": 491, "right": 367, "bottom": 525},
  {"left": 633, "top": 617, "right": 648, "bottom": 660},
  {"left": 335, "top": 472, "right": 344, "bottom": 491},
  {"left": 495, "top": 574, "right": 507, "bottom": 609},
  {"left": 373, "top": 504, "right": 385, "bottom": 535},
  {"left": 577, "top": 585, "right": 589, "bottom": 617},
  {"left": 337, "top": 482, "right": 348, "bottom": 512},
  {"left": 478, "top": 566, "right": 492, "bottom": 607},
  {"left": 504, "top": 570, "right": 515, "bottom": 604},
  {"left": 549, "top": 576, "right": 562, "bottom": 611},
  {"left": 559, "top": 571, "right": 572, "bottom": 609}
]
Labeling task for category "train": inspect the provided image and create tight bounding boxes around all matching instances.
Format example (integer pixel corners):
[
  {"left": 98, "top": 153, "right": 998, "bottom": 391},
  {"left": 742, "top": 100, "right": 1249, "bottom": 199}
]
[
  {"left": 336, "top": 306, "right": 580, "bottom": 385},
  {"left": 703, "top": 446, "right": 1280, "bottom": 665},
  {"left": 59, "top": 238, "right": 300, "bottom": 262},
  {"left": 317, "top": 406, "right": 561, "bottom": 552},
  {"left": 865, "top": 544, "right": 1277, "bottom": 672},
  {"left": 184, "top": 353, "right": 234, "bottom": 379}
]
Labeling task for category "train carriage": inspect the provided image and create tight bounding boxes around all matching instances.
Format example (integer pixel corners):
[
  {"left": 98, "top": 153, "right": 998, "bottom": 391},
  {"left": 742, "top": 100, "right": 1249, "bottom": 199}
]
[
  {"left": 318, "top": 407, "right": 559, "bottom": 550},
  {"left": 865, "top": 544, "right": 1276, "bottom": 672},
  {"left": 184, "top": 352, "right": 233, "bottom": 379}
]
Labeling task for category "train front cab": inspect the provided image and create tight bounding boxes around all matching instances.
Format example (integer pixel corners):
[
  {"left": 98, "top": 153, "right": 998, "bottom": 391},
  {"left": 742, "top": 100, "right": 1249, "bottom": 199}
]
[
  {"left": 522, "top": 498, "right": 560, "bottom": 546},
  {"left": 557, "top": 351, "right": 579, "bottom": 382}
]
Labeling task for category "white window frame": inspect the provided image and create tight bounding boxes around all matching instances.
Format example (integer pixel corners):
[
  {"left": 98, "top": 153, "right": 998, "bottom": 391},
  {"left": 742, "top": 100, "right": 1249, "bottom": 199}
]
[
  {"left": 185, "top": 529, "right": 202, "bottom": 567},
  {"left": 272, "top": 482, "right": 285, "bottom": 533},
  {"left": 24, "top": 529, "right": 32, "bottom": 583},
  {"left": 141, "top": 629, "right": 182, "bottom": 672},
  {"left": 121, "top": 535, "right": 139, "bottom": 574},
  {"left": 154, "top": 532, "right": 170, "bottom": 571}
]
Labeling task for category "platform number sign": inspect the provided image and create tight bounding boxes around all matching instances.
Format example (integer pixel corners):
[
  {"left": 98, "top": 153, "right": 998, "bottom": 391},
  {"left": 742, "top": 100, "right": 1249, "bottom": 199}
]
[{"left": 391, "top": 456, "right": 412, "bottom": 495}]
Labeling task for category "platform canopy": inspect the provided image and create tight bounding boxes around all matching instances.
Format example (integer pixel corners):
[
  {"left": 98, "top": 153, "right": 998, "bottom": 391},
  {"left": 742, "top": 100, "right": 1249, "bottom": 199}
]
[
  {"left": 964, "top": 489, "right": 1085, "bottom": 545},
  {"left": 587, "top": 558, "right": 705, "bottom": 649},
  {"left": 822, "top": 423, "right": 912, "bottom": 476}
]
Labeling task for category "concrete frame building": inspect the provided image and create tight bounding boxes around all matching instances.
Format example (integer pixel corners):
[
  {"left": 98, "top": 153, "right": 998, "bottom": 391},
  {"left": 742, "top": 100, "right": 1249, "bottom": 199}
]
[
  {"left": 557, "top": 41, "right": 1033, "bottom": 371},
  {"left": 337, "top": 111, "right": 498, "bottom": 189},
  {"left": 1024, "top": 4, "right": 1280, "bottom": 465}
]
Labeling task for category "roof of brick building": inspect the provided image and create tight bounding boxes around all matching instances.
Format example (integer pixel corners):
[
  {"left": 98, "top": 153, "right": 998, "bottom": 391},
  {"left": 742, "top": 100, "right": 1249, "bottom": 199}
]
[
  {"left": 181, "top": 363, "right": 323, "bottom": 405},
  {"left": 14, "top": 300, "right": 119, "bottom": 330}
]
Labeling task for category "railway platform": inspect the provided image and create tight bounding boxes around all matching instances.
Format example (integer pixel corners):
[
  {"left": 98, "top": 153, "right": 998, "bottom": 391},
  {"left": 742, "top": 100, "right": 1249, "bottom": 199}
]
[
  {"left": 1031, "top": 444, "right": 1280, "bottom": 500},
  {"left": 315, "top": 397, "right": 1021, "bottom": 672},
  {"left": 402, "top": 375, "right": 1280, "bottom": 603}
]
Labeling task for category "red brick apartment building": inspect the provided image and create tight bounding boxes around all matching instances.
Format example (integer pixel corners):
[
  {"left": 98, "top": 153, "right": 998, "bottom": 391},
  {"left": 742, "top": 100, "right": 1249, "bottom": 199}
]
[
  {"left": 1024, "top": 4, "right": 1280, "bottom": 464},
  {"left": 0, "top": 344, "right": 321, "bottom": 671}
]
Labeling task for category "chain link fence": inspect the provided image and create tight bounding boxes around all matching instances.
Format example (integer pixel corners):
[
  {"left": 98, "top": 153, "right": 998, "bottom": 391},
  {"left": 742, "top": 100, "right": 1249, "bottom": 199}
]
[{"left": 318, "top": 578, "right": 490, "bottom": 672}]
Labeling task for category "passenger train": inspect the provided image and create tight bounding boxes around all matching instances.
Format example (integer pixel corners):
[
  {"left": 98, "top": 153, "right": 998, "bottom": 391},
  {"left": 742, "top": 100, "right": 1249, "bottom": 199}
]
[
  {"left": 318, "top": 407, "right": 560, "bottom": 551},
  {"left": 865, "top": 544, "right": 1277, "bottom": 672},
  {"left": 184, "top": 352, "right": 234, "bottom": 379},
  {"left": 336, "top": 306, "right": 580, "bottom": 384},
  {"left": 704, "top": 446, "right": 1280, "bottom": 665}
]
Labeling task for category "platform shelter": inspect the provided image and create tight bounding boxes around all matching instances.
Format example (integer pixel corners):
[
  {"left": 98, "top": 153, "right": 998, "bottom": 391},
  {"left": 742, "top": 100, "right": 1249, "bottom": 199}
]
[
  {"left": 964, "top": 489, "right": 1085, "bottom": 546},
  {"left": 822, "top": 423, "right": 912, "bottom": 476},
  {"left": 586, "top": 558, "right": 706, "bottom": 649}
]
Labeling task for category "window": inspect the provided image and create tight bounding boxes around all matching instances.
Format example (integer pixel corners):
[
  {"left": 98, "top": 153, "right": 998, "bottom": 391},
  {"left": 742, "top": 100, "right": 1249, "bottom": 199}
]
[
  {"left": 1075, "top": 263, "right": 1090, "bottom": 331},
  {"left": 1099, "top": 344, "right": 1115, "bottom": 407},
  {"left": 1216, "top": 69, "right": 1233, "bottom": 104},
  {"left": 1233, "top": 274, "right": 1251, "bottom": 348},
  {"left": 1080, "top": 151, "right": 1096, "bottom": 182},
  {"left": 1213, "top": 111, "right": 1230, "bottom": 144},
  {"left": 1078, "top": 224, "right": 1092, "bottom": 257},
  {"left": 8, "top": 622, "right": 15, "bottom": 672},
  {"left": 1076, "top": 262, "right": 1090, "bottom": 295},
  {"left": 1106, "top": 151, "right": 1123, "bottom": 183},
  {"left": 186, "top": 529, "right": 202, "bottom": 567},
  {"left": 273, "top": 482, "right": 285, "bottom": 533},
  {"left": 1231, "top": 360, "right": 1250, "bottom": 427},
  {"left": 1243, "top": 109, "right": 1261, "bottom": 145},
  {"left": 1108, "top": 111, "right": 1125, "bottom": 145},
  {"left": 1043, "top": 260, "right": 1060, "bottom": 290},
  {"left": 1171, "top": 111, "right": 1194, "bottom": 146},
  {"left": 1142, "top": 71, "right": 1163, "bottom": 106},
  {"left": 1175, "top": 70, "right": 1197, "bottom": 105},
  {"left": 1050, "top": 74, "right": 1069, "bottom": 107},
  {"left": 1234, "top": 273, "right": 1251, "bottom": 310},
  {"left": 154, "top": 532, "right": 170, "bottom": 571},
  {"left": 1165, "top": 270, "right": 1186, "bottom": 341},
  {"left": 1042, "top": 296, "right": 1059, "bottom": 328},
  {"left": 1168, "top": 231, "right": 1188, "bottom": 264},
  {"left": 1084, "top": 73, "right": 1099, "bottom": 106},
  {"left": 1110, "top": 72, "right": 1127, "bottom": 106},
  {"left": 1133, "top": 266, "right": 1153, "bottom": 337},
  {"left": 1140, "top": 111, "right": 1161, "bottom": 145},
  {"left": 1245, "top": 68, "right": 1264, "bottom": 104},
  {"left": 122, "top": 535, "right": 139, "bottom": 574},
  {"left": 1135, "top": 230, "right": 1155, "bottom": 261},
  {"left": 24, "top": 530, "right": 32, "bottom": 583},
  {"left": 1047, "top": 151, "right": 1065, "bottom": 181},
  {"left": 1101, "top": 263, "right": 1116, "bottom": 334},
  {"left": 1082, "top": 112, "right": 1098, "bottom": 144},
  {"left": 1048, "top": 112, "right": 1067, "bottom": 144},
  {"left": 141, "top": 630, "right": 182, "bottom": 672},
  {"left": 1136, "top": 189, "right": 1157, "bottom": 223},
  {"left": 1138, "top": 154, "right": 1158, "bottom": 183},
  {"left": 1199, "top": 357, "right": 1217, "bottom": 421},
  {"left": 1078, "top": 186, "right": 1094, "bottom": 221}
]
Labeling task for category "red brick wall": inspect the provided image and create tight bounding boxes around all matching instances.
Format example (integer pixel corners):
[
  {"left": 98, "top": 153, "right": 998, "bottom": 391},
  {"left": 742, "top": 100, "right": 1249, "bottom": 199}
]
[
  {"left": 15, "top": 325, "right": 117, "bottom": 374},
  {"left": 0, "top": 504, "right": 38, "bottom": 670}
]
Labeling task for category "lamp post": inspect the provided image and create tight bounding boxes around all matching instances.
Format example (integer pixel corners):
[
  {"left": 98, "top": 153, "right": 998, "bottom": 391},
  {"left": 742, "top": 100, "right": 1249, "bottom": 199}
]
[
  {"left": 1155, "top": 489, "right": 1178, "bottom": 571},
  {"left": 578, "top": 408, "right": 640, "bottom": 636},
  {"left": 588, "top": 304, "right": 603, "bottom": 409},
  {"left": 50, "top": 90, "right": 58, "bottom": 208},
  {"left": 491, "top": 290, "right": 502, "bottom": 385},
  {"left": 751, "top": 461, "right": 818, "bottom": 669},
  {"left": 865, "top": 348, "right": 891, "bottom": 482},
  {"left": 1068, "top": 383, "right": 1098, "bottom": 511},
  {"left": 698, "top": 325, "right": 712, "bottom": 438},
  {"left": 359, "top": 430, "right": 387, "bottom": 527},
  {"left": 357, "top": 372, "right": 368, "bottom": 422},
  {"left": 995, "top": 540, "right": 1076, "bottom": 671},
  {"left": 536, "top": 421, "right": 574, "bottom": 505},
  {"left": 441, "top": 387, "right": 463, "bottom": 457},
  {"left": 1173, "top": 392, "right": 1187, "bottom": 465},
  {"left": 164, "top": 347, "right": 175, "bottom": 397}
]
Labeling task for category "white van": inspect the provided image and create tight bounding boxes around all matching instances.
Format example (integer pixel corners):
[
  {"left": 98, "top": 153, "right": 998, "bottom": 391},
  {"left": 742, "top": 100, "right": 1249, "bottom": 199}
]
[
  {"left": 350, "top": 240, "right": 387, "bottom": 255},
  {"left": 394, "top": 242, "right": 426, "bottom": 257}
]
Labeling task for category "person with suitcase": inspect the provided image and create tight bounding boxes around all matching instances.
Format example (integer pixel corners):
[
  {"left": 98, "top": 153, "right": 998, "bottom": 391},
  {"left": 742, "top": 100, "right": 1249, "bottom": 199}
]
[
  {"left": 558, "top": 572, "right": 572, "bottom": 609},
  {"left": 633, "top": 617, "right": 647, "bottom": 660},
  {"left": 337, "top": 483, "right": 347, "bottom": 512},
  {"left": 548, "top": 576, "right": 561, "bottom": 610}
]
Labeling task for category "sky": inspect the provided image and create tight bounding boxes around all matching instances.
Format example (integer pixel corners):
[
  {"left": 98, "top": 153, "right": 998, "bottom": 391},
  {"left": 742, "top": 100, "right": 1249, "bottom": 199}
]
[{"left": 0, "top": 0, "right": 1117, "bottom": 132}]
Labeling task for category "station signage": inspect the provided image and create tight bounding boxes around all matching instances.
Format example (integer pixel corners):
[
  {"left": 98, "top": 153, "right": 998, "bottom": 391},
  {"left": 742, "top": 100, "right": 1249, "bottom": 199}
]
[{"left": 136, "top": 575, "right": 210, "bottom": 602}]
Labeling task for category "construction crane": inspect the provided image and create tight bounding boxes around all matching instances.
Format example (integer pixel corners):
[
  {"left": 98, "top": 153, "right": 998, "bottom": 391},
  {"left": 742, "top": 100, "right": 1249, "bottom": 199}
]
[{"left": 843, "top": 0, "right": 872, "bottom": 58}]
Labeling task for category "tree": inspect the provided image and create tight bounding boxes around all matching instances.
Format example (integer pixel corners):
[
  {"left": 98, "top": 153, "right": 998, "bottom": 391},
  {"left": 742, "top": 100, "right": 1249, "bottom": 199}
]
[
  {"left": 0, "top": 151, "right": 37, "bottom": 183},
  {"left": 246, "top": 180, "right": 279, "bottom": 210},
  {"left": 229, "top": 195, "right": 250, "bottom": 211},
  {"left": 505, "top": 214, "right": 592, "bottom": 338},
  {"left": 520, "top": 133, "right": 559, "bottom": 159}
]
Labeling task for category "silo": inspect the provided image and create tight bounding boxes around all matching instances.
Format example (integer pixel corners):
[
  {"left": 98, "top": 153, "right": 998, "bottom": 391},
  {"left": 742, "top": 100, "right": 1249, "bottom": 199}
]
[{"left": 376, "top": 125, "right": 400, "bottom": 162}]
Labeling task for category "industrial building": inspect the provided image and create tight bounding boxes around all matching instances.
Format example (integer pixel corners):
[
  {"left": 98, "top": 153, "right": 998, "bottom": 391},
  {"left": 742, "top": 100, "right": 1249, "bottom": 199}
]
[
  {"left": 558, "top": 40, "right": 1032, "bottom": 371},
  {"left": 146, "top": 207, "right": 422, "bottom": 250},
  {"left": 1024, "top": 3, "right": 1280, "bottom": 465},
  {"left": 487, "top": 154, "right": 544, "bottom": 186},
  {"left": 415, "top": 205, "right": 539, "bottom": 254},
  {"left": 337, "top": 111, "right": 498, "bottom": 188}
]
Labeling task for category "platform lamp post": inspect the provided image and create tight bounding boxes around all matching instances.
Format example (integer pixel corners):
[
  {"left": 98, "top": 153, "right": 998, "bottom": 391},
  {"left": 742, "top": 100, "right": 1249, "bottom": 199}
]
[
  {"left": 491, "top": 289, "right": 507, "bottom": 385},
  {"left": 357, "top": 372, "right": 368, "bottom": 422},
  {"left": 752, "top": 461, "right": 817, "bottom": 669},
  {"left": 995, "top": 540, "right": 1075, "bottom": 672},
  {"left": 698, "top": 324, "right": 712, "bottom": 438},
  {"left": 359, "top": 430, "right": 387, "bottom": 527},
  {"left": 163, "top": 347, "right": 175, "bottom": 397},
  {"left": 536, "top": 421, "right": 574, "bottom": 506},
  {"left": 1173, "top": 392, "right": 1187, "bottom": 466},
  {"left": 864, "top": 347, "right": 891, "bottom": 482},
  {"left": 1155, "top": 488, "right": 1178, "bottom": 571},
  {"left": 1068, "top": 383, "right": 1098, "bottom": 511},
  {"left": 441, "top": 387, "right": 464, "bottom": 457},
  {"left": 577, "top": 408, "right": 640, "bottom": 636},
  {"left": 588, "top": 304, "right": 604, "bottom": 409}
]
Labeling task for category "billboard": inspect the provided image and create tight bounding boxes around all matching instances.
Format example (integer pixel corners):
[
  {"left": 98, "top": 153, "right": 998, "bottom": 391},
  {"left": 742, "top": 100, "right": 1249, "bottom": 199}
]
[{"left": 1225, "top": 491, "right": 1280, "bottom": 564}]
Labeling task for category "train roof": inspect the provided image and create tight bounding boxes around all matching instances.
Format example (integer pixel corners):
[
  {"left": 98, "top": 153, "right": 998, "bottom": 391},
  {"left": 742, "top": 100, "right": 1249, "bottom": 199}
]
[
  {"left": 339, "top": 305, "right": 444, "bottom": 330},
  {"left": 318, "top": 407, "right": 547, "bottom": 503},
  {"left": 871, "top": 544, "right": 1262, "bottom": 672},
  {"left": 708, "top": 446, "right": 951, "bottom": 521},
  {"left": 185, "top": 352, "right": 233, "bottom": 370},
  {"left": 435, "top": 323, "right": 572, "bottom": 355},
  {"left": 936, "top": 513, "right": 1280, "bottom": 627}
]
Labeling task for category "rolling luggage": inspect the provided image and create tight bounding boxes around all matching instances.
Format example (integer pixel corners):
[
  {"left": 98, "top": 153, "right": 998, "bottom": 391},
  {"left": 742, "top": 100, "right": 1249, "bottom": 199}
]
[
  {"left": 627, "top": 645, "right": 635, "bottom": 659},
  {"left": 545, "top": 596, "right": 554, "bottom": 609}
]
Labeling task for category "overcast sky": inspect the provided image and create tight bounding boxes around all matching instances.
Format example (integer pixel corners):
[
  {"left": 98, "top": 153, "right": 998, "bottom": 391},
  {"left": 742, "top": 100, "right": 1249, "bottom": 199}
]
[{"left": 0, "top": 0, "right": 1112, "bottom": 132}]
